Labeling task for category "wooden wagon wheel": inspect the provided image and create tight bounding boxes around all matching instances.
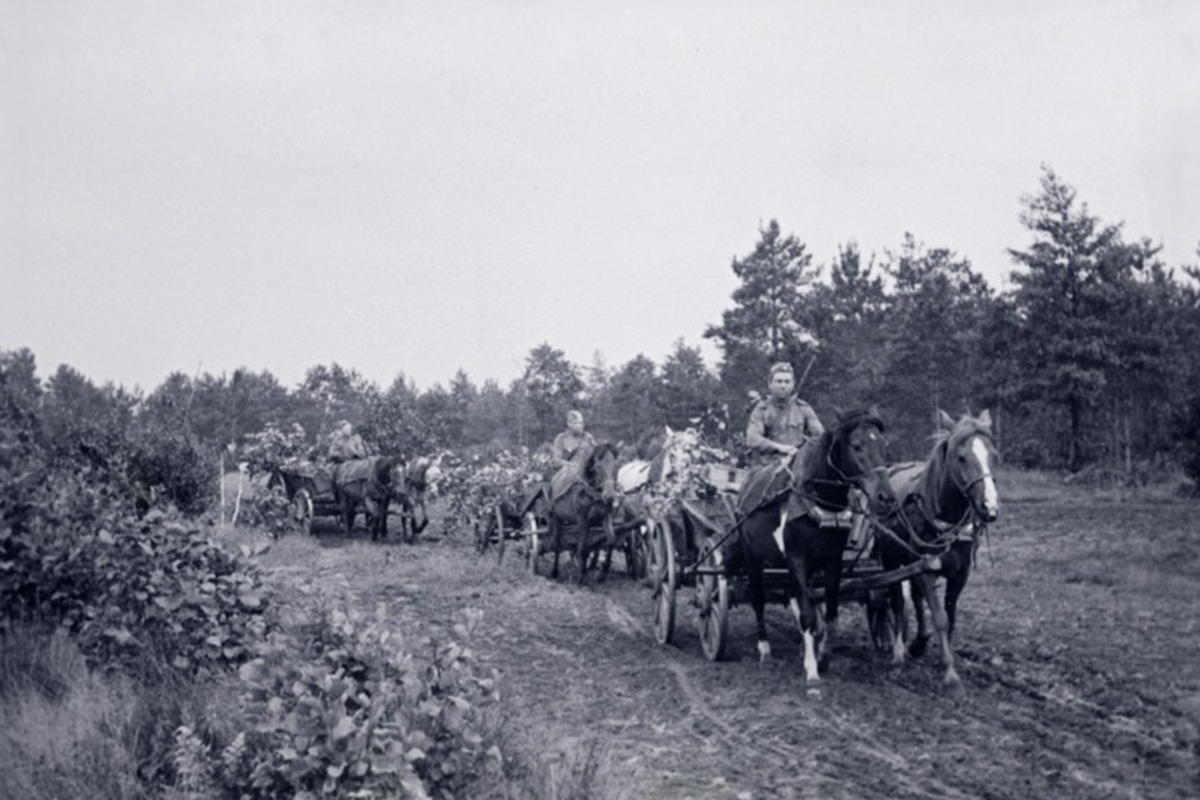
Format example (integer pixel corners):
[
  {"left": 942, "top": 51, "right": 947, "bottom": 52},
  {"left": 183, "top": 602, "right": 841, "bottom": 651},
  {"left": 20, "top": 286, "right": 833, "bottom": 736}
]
[
  {"left": 293, "top": 488, "right": 314, "bottom": 536},
  {"left": 696, "top": 534, "right": 730, "bottom": 661},
  {"left": 525, "top": 512, "right": 542, "bottom": 576},
  {"left": 650, "top": 517, "right": 677, "bottom": 646}
]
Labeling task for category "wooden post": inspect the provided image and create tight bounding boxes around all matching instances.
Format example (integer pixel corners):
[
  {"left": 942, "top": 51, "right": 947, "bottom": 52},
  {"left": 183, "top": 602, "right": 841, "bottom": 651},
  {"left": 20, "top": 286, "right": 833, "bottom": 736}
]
[
  {"left": 219, "top": 452, "right": 226, "bottom": 525},
  {"left": 232, "top": 462, "right": 247, "bottom": 525}
]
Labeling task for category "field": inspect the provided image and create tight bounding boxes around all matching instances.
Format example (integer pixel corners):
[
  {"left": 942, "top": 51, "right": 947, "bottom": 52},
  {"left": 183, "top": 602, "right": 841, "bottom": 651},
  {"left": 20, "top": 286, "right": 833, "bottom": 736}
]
[{"left": 246, "top": 470, "right": 1199, "bottom": 800}]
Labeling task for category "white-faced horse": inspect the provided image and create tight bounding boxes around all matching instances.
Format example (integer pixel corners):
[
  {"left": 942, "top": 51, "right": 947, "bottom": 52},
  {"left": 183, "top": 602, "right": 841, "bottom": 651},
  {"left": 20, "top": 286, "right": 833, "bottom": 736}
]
[{"left": 877, "top": 409, "right": 1000, "bottom": 696}]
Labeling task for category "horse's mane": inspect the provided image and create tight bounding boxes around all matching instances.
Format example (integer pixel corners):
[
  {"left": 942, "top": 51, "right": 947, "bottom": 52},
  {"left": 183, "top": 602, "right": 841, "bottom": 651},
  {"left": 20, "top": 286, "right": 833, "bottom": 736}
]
[
  {"left": 913, "top": 412, "right": 995, "bottom": 515},
  {"left": 371, "top": 456, "right": 395, "bottom": 483},
  {"left": 582, "top": 442, "right": 618, "bottom": 481},
  {"left": 930, "top": 413, "right": 993, "bottom": 450},
  {"left": 404, "top": 457, "right": 432, "bottom": 491},
  {"left": 792, "top": 409, "right": 885, "bottom": 489}
]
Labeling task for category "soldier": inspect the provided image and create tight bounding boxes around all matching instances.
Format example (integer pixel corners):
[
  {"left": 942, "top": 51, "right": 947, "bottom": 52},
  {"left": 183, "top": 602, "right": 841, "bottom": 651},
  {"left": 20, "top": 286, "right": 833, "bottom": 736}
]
[
  {"left": 746, "top": 361, "right": 825, "bottom": 460},
  {"left": 551, "top": 410, "right": 597, "bottom": 468},
  {"left": 328, "top": 421, "right": 367, "bottom": 463}
]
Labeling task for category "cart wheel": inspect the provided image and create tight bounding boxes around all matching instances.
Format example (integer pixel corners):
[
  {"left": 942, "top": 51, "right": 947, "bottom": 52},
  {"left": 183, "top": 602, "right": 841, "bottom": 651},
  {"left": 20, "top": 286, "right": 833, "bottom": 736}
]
[
  {"left": 525, "top": 513, "right": 541, "bottom": 576},
  {"left": 696, "top": 535, "right": 729, "bottom": 661},
  {"left": 626, "top": 523, "right": 649, "bottom": 581},
  {"left": 293, "top": 489, "right": 314, "bottom": 536},
  {"left": 494, "top": 506, "right": 507, "bottom": 566},
  {"left": 650, "top": 518, "right": 677, "bottom": 645}
]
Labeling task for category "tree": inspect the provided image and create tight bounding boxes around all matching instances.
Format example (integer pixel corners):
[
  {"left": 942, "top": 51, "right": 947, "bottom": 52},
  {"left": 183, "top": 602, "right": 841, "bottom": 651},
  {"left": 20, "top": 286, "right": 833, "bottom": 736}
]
[
  {"left": 878, "top": 235, "right": 992, "bottom": 456},
  {"left": 364, "top": 374, "right": 432, "bottom": 458},
  {"left": 445, "top": 369, "right": 477, "bottom": 448},
  {"left": 293, "top": 364, "right": 375, "bottom": 444},
  {"left": 1006, "top": 166, "right": 1160, "bottom": 470},
  {"left": 660, "top": 338, "right": 720, "bottom": 433},
  {"left": 604, "top": 354, "right": 662, "bottom": 444},
  {"left": 802, "top": 242, "right": 889, "bottom": 413},
  {"left": 463, "top": 379, "right": 516, "bottom": 450},
  {"left": 521, "top": 343, "right": 584, "bottom": 446},
  {"left": 705, "top": 220, "right": 820, "bottom": 395}
]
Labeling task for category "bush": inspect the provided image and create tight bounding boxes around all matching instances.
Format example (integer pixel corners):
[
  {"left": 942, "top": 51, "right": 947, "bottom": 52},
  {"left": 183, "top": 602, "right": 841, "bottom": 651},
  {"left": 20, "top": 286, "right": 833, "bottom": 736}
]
[
  {"left": 230, "top": 604, "right": 500, "bottom": 800},
  {"left": 1, "top": 453, "right": 269, "bottom": 681}
]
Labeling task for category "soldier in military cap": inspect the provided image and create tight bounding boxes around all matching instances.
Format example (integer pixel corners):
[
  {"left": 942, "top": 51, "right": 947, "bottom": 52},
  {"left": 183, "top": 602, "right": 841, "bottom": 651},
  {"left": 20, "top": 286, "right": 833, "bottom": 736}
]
[
  {"left": 327, "top": 420, "right": 367, "bottom": 463},
  {"left": 746, "top": 361, "right": 825, "bottom": 460}
]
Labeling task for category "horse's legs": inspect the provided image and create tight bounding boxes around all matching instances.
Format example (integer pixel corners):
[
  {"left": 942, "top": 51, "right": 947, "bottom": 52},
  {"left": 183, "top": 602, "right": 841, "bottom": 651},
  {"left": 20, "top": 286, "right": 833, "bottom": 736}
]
[
  {"left": 912, "top": 573, "right": 962, "bottom": 696},
  {"left": 908, "top": 578, "right": 932, "bottom": 659},
  {"left": 748, "top": 560, "right": 771, "bottom": 662},
  {"left": 574, "top": 509, "right": 591, "bottom": 586},
  {"left": 783, "top": 553, "right": 823, "bottom": 683},
  {"left": 376, "top": 498, "right": 389, "bottom": 541},
  {"left": 600, "top": 516, "right": 615, "bottom": 579},
  {"left": 340, "top": 494, "right": 355, "bottom": 537},
  {"left": 822, "top": 548, "right": 847, "bottom": 649},
  {"left": 887, "top": 580, "right": 909, "bottom": 665},
  {"left": 943, "top": 545, "right": 973, "bottom": 643}
]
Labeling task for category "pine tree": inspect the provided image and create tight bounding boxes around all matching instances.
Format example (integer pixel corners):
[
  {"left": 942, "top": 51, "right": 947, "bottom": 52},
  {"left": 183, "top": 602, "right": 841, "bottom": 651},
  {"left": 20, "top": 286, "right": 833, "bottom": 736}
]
[
  {"left": 704, "top": 220, "right": 820, "bottom": 396},
  {"left": 1006, "top": 166, "right": 1158, "bottom": 470}
]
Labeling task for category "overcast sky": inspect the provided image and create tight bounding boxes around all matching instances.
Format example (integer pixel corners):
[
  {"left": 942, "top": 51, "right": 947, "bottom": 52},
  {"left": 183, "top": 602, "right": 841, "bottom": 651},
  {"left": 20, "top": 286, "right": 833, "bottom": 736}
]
[{"left": 3, "top": 1, "right": 1198, "bottom": 394}]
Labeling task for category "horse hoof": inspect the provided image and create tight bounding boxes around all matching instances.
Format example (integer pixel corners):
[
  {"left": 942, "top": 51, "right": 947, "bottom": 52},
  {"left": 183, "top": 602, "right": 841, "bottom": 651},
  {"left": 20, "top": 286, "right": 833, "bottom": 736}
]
[
  {"left": 909, "top": 635, "right": 930, "bottom": 660},
  {"left": 944, "top": 673, "right": 965, "bottom": 700},
  {"left": 757, "top": 641, "right": 772, "bottom": 663}
]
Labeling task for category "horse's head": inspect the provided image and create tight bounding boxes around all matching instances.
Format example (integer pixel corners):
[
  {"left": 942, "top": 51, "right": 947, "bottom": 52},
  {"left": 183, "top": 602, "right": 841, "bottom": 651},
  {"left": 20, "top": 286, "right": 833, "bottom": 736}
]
[
  {"left": 373, "top": 456, "right": 398, "bottom": 485},
  {"left": 825, "top": 408, "right": 896, "bottom": 514},
  {"left": 583, "top": 442, "right": 621, "bottom": 505},
  {"left": 937, "top": 409, "right": 1000, "bottom": 522},
  {"left": 648, "top": 426, "right": 699, "bottom": 483}
]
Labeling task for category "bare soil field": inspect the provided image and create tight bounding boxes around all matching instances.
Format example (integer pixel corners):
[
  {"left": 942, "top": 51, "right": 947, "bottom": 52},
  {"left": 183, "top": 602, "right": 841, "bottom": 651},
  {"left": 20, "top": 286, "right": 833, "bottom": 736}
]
[{"left": 255, "top": 476, "right": 1200, "bottom": 800}]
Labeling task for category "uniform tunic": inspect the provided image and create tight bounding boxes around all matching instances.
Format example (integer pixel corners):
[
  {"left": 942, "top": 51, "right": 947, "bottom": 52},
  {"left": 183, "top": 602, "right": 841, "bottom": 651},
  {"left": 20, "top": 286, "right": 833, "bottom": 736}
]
[
  {"left": 551, "top": 430, "right": 596, "bottom": 466},
  {"left": 328, "top": 432, "right": 367, "bottom": 463},
  {"left": 746, "top": 396, "right": 825, "bottom": 455}
]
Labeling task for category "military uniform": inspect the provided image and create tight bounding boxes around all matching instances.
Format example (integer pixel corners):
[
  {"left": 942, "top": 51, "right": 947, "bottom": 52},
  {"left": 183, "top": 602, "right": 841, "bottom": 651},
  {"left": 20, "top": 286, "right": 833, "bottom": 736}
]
[
  {"left": 551, "top": 430, "right": 596, "bottom": 466},
  {"left": 746, "top": 396, "right": 825, "bottom": 456},
  {"left": 328, "top": 431, "right": 367, "bottom": 463}
]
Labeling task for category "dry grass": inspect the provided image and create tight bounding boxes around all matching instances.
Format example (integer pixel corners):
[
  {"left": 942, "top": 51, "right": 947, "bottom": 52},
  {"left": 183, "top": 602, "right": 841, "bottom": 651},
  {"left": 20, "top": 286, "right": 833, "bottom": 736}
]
[{"left": 0, "top": 626, "right": 143, "bottom": 800}]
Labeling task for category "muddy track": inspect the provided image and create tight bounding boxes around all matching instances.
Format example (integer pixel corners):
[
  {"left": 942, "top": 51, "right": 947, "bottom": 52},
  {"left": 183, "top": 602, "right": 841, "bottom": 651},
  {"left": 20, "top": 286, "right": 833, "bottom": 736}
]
[{"left": 277, "top": 497, "right": 1200, "bottom": 799}]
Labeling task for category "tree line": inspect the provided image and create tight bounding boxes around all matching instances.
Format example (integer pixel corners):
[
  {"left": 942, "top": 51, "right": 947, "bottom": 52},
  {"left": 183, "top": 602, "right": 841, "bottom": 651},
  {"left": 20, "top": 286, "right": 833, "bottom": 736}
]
[{"left": 5, "top": 166, "right": 1200, "bottom": 494}]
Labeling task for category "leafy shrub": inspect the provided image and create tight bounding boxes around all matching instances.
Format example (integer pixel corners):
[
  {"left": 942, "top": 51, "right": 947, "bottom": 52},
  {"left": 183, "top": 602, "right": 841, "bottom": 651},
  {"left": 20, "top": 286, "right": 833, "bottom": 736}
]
[
  {"left": 238, "top": 482, "right": 307, "bottom": 539},
  {"left": 1, "top": 453, "right": 269, "bottom": 680},
  {"left": 228, "top": 604, "right": 501, "bottom": 799},
  {"left": 241, "top": 423, "right": 311, "bottom": 476},
  {"left": 127, "top": 426, "right": 215, "bottom": 515}
]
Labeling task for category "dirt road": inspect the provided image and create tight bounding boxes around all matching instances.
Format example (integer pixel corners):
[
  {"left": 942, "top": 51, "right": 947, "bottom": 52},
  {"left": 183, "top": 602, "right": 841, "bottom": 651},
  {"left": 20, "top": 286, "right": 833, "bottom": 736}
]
[{"left": 265, "top": 490, "right": 1199, "bottom": 799}]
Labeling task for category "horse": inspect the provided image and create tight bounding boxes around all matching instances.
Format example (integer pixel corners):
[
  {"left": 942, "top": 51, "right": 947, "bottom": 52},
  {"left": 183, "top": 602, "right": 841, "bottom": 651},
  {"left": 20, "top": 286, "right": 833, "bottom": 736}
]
[
  {"left": 731, "top": 409, "right": 896, "bottom": 685},
  {"left": 876, "top": 409, "right": 1000, "bottom": 696},
  {"left": 333, "top": 456, "right": 402, "bottom": 540},
  {"left": 394, "top": 456, "right": 443, "bottom": 543},
  {"left": 616, "top": 425, "right": 701, "bottom": 496},
  {"left": 545, "top": 442, "right": 621, "bottom": 584}
]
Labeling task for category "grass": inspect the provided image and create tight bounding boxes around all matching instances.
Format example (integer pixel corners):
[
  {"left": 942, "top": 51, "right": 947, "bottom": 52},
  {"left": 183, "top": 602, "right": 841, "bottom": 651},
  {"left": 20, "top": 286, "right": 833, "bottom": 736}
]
[{"left": 0, "top": 625, "right": 143, "bottom": 800}]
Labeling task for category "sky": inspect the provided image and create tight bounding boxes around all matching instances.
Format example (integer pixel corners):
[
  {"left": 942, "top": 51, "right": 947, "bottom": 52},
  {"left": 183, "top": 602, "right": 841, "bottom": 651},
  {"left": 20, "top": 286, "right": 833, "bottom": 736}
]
[{"left": 3, "top": 0, "right": 1198, "bottom": 395}]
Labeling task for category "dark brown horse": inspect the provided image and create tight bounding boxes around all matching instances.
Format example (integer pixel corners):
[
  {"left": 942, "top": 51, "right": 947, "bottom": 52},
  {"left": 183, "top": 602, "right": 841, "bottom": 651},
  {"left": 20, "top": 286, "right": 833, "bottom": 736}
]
[
  {"left": 546, "top": 442, "right": 620, "bottom": 584},
  {"left": 731, "top": 409, "right": 896, "bottom": 685},
  {"left": 333, "top": 456, "right": 402, "bottom": 540},
  {"left": 877, "top": 409, "right": 1000, "bottom": 696}
]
